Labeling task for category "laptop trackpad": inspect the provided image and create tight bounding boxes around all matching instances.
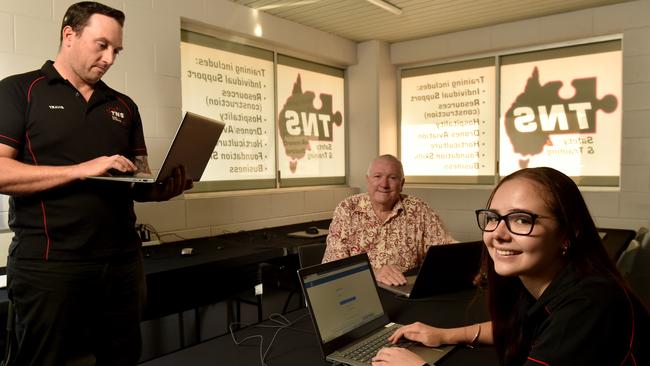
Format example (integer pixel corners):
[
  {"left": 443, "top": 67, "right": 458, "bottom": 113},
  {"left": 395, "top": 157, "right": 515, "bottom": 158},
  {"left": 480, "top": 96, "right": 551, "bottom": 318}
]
[{"left": 412, "top": 344, "right": 455, "bottom": 364}]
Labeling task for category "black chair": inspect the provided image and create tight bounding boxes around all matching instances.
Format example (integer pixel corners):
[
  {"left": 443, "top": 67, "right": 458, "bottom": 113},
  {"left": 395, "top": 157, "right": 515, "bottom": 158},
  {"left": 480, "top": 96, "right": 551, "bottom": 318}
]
[
  {"left": 230, "top": 253, "right": 300, "bottom": 325},
  {"left": 261, "top": 243, "right": 327, "bottom": 315},
  {"left": 230, "top": 243, "right": 327, "bottom": 325},
  {"left": 229, "top": 262, "right": 270, "bottom": 327},
  {"left": 281, "top": 243, "right": 327, "bottom": 310},
  {"left": 297, "top": 242, "right": 327, "bottom": 269},
  {"left": 625, "top": 228, "right": 650, "bottom": 305}
]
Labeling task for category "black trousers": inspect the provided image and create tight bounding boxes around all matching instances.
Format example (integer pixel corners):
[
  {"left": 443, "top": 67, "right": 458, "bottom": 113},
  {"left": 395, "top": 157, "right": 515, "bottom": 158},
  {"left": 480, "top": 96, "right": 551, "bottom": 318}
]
[{"left": 6, "top": 251, "right": 145, "bottom": 366}]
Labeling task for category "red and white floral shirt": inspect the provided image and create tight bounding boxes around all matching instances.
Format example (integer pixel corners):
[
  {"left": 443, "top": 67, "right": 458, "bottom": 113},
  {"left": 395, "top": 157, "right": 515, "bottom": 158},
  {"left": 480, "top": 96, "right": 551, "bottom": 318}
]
[{"left": 323, "top": 193, "right": 455, "bottom": 272}]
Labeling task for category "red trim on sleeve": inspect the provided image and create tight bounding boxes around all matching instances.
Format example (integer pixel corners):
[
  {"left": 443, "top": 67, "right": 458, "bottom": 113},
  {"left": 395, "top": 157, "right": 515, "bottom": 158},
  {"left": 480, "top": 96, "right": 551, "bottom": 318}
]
[
  {"left": 0, "top": 134, "right": 20, "bottom": 145},
  {"left": 115, "top": 95, "right": 132, "bottom": 119},
  {"left": 527, "top": 357, "right": 551, "bottom": 366},
  {"left": 27, "top": 76, "right": 46, "bottom": 103}
]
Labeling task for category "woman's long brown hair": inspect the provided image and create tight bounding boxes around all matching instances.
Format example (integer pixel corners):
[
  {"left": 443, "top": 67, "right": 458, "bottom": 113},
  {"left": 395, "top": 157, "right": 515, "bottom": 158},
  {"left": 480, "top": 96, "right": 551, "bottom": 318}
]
[{"left": 483, "top": 167, "right": 630, "bottom": 365}]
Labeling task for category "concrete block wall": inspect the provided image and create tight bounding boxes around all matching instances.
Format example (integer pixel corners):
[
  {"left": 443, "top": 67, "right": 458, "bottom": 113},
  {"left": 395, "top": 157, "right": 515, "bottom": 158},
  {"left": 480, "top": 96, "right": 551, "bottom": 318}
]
[
  {"left": 134, "top": 186, "right": 358, "bottom": 244},
  {"left": 389, "top": 0, "right": 650, "bottom": 240},
  {"left": 0, "top": 0, "right": 358, "bottom": 265}
]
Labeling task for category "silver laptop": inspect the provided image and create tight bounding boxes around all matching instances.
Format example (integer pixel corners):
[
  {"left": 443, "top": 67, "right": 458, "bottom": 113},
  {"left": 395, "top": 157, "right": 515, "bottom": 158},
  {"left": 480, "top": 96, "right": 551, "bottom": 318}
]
[
  {"left": 378, "top": 241, "right": 483, "bottom": 298},
  {"left": 90, "top": 112, "right": 224, "bottom": 183},
  {"left": 298, "top": 253, "right": 454, "bottom": 366}
]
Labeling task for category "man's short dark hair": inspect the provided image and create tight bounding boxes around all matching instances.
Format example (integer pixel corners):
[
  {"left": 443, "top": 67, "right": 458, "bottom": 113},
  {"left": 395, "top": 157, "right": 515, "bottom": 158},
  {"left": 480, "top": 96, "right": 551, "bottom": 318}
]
[{"left": 60, "top": 1, "right": 125, "bottom": 43}]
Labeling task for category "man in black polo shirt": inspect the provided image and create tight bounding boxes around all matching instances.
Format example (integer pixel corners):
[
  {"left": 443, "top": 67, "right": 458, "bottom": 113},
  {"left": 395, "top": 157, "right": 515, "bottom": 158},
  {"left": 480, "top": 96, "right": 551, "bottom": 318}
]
[{"left": 0, "top": 2, "right": 191, "bottom": 365}]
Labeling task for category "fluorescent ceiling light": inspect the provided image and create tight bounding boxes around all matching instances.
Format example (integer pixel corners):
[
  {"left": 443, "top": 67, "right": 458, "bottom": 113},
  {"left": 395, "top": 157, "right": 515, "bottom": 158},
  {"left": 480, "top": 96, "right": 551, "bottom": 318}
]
[
  {"left": 366, "top": 0, "right": 402, "bottom": 15},
  {"left": 257, "top": 0, "right": 321, "bottom": 11}
]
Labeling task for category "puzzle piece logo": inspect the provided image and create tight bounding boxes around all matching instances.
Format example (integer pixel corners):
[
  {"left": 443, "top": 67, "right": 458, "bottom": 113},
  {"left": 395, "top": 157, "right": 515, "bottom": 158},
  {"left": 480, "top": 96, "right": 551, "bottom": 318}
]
[
  {"left": 503, "top": 67, "right": 617, "bottom": 168},
  {"left": 278, "top": 74, "right": 343, "bottom": 173}
]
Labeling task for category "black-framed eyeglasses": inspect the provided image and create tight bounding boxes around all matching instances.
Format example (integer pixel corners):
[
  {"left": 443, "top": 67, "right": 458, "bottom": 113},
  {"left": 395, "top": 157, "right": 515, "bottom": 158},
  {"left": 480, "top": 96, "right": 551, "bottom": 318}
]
[{"left": 475, "top": 209, "right": 550, "bottom": 236}]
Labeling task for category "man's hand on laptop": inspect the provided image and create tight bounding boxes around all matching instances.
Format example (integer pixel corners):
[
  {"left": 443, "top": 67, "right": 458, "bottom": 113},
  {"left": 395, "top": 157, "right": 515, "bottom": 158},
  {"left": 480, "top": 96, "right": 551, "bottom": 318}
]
[
  {"left": 374, "top": 265, "right": 407, "bottom": 286},
  {"left": 77, "top": 154, "right": 137, "bottom": 179}
]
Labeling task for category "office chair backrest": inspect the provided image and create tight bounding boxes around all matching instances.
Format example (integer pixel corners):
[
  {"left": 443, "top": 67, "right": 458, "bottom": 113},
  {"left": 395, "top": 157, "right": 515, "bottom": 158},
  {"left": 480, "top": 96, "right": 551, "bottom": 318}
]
[
  {"left": 627, "top": 231, "right": 650, "bottom": 305},
  {"left": 617, "top": 239, "right": 640, "bottom": 277},
  {"left": 298, "top": 243, "right": 326, "bottom": 268},
  {"left": 634, "top": 227, "right": 648, "bottom": 242},
  {"left": 640, "top": 229, "right": 650, "bottom": 250}
]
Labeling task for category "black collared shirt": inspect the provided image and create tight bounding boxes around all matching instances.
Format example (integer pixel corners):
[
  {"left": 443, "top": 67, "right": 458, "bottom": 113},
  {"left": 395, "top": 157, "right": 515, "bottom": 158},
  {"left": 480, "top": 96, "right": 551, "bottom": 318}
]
[
  {"left": 0, "top": 61, "right": 147, "bottom": 260},
  {"left": 523, "top": 265, "right": 648, "bottom": 366}
]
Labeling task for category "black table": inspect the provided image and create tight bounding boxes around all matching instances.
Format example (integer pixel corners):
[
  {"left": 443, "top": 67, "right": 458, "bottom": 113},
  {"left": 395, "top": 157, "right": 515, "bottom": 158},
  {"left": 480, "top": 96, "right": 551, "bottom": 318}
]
[
  {"left": 0, "top": 220, "right": 332, "bottom": 359},
  {"left": 137, "top": 219, "right": 330, "bottom": 319},
  {"left": 217, "top": 219, "right": 331, "bottom": 255},
  {"left": 142, "top": 236, "right": 285, "bottom": 320},
  {"left": 140, "top": 288, "right": 499, "bottom": 366}
]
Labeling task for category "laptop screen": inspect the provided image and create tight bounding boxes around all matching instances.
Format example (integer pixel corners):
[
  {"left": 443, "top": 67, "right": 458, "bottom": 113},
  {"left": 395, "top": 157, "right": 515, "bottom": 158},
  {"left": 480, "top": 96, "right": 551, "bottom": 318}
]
[{"left": 302, "top": 260, "right": 385, "bottom": 343}]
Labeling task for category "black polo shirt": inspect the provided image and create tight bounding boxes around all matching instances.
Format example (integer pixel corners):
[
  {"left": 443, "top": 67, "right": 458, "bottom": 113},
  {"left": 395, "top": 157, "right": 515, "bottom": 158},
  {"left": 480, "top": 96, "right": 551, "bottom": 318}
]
[
  {"left": 0, "top": 61, "right": 147, "bottom": 260},
  {"left": 523, "top": 265, "right": 648, "bottom": 366}
]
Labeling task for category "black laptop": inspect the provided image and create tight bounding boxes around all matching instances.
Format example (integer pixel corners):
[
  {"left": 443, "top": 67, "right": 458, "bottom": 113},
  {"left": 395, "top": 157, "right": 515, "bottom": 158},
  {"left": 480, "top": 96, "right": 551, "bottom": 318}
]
[
  {"left": 378, "top": 241, "right": 484, "bottom": 298},
  {"left": 298, "top": 253, "right": 454, "bottom": 366}
]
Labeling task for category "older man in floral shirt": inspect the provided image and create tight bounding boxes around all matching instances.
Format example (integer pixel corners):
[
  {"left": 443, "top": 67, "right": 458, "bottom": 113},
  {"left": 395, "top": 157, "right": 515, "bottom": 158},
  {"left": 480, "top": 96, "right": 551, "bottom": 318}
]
[{"left": 323, "top": 154, "right": 455, "bottom": 285}]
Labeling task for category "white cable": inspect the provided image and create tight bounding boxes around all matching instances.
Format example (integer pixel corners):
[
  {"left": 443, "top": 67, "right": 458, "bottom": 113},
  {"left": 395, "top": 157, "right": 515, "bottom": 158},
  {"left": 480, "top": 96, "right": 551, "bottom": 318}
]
[{"left": 229, "top": 312, "right": 311, "bottom": 366}]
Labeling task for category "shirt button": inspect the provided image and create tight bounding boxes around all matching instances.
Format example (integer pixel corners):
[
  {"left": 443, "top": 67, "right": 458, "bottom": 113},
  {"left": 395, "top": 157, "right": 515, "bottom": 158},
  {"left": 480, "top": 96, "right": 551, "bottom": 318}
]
[{"left": 75, "top": 92, "right": 80, "bottom": 97}]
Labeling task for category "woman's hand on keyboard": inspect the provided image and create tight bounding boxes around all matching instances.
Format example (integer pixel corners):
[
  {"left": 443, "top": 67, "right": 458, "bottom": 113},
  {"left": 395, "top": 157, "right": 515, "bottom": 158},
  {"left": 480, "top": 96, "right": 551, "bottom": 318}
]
[
  {"left": 371, "top": 346, "right": 425, "bottom": 366},
  {"left": 387, "top": 322, "right": 447, "bottom": 347}
]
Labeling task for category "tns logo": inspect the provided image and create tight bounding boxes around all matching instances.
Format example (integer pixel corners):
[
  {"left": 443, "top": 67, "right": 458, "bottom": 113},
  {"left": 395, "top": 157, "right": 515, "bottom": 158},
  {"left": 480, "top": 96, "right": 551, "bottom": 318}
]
[
  {"left": 277, "top": 74, "right": 343, "bottom": 173},
  {"left": 106, "top": 106, "right": 127, "bottom": 126},
  {"left": 503, "top": 67, "right": 618, "bottom": 167}
]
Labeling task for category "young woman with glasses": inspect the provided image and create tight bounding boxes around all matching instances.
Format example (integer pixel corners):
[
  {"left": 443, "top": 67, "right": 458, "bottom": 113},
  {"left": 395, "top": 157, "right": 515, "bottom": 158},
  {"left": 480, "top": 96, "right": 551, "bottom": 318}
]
[{"left": 372, "top": 167, "right": 648, "bottom": 366}]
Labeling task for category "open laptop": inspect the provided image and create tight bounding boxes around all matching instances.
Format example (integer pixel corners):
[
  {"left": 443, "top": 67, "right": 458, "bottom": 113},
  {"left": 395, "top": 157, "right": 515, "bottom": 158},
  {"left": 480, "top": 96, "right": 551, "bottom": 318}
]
[
  {"left": 90, "top": 112, "right": 225, "bottom": 183},
  {"left": 298, "top": 253, "right": 454, "bottom": 366},
  {"left": 378, "top": 241, "right": 484, "bottom": 299}
]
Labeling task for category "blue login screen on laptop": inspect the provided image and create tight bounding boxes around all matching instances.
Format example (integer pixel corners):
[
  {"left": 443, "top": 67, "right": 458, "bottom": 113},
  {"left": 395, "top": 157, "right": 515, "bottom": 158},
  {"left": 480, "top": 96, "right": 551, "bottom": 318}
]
[{"left": 302, "top": 262, "right": 384, "bottom": 343}]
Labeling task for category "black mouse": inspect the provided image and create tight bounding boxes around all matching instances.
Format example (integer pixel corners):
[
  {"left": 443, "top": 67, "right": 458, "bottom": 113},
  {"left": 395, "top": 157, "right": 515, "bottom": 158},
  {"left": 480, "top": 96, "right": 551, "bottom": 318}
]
[{"left": 305, "top": 226, "right": 320, "bottom": 235}]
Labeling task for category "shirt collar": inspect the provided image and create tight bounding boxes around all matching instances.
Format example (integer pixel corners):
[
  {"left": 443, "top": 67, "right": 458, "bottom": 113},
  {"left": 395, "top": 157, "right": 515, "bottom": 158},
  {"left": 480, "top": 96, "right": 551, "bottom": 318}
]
[
  {"left": 527, "top": 264, "right": 576, "bottom": 317},
  {"left": 41, "top": 60, "right": 61, "bottom": 82},
  {"left": 40, "top": 60, "right": 113, "bottom": 98},
  {"left": 357, "top": 193, "right": 405, "bottom": 217}
]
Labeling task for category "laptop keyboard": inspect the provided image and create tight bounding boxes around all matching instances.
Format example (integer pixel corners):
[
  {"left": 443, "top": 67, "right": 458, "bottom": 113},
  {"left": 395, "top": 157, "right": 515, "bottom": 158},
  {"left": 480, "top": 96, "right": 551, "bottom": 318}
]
[{"left": 342, "top": 326, "right": 413, "bottom": 363}]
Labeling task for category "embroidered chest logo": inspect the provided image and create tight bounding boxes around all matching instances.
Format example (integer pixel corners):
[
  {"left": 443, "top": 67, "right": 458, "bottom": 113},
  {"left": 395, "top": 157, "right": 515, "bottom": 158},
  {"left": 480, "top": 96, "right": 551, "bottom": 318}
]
[
  {"left": 106, "top": 106, "right": 127, "bottom": 126},
  {"left": 48, "top": 105, "right": 65, "bottom": 109}
]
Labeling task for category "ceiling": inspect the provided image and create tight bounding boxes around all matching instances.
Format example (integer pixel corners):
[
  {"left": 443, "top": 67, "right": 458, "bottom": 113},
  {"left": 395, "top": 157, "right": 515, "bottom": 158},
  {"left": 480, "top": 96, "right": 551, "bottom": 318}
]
[{"left": 230, "top": 0, "right": 630, "bottom": 43}]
